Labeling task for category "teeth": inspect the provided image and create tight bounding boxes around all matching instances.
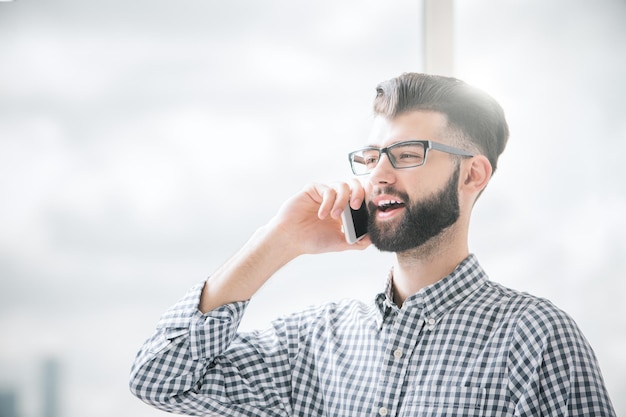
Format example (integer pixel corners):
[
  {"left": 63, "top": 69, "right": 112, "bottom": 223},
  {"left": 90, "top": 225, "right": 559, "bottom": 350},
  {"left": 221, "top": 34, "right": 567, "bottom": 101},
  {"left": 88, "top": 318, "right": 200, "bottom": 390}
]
[{"left": 378, "top": 199, "right": 402, "bottom": 208}]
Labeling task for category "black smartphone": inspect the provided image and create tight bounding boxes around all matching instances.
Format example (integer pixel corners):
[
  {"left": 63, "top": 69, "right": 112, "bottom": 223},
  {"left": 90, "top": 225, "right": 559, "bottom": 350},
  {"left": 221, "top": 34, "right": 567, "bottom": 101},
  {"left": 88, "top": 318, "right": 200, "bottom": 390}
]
[{"left": 341, "top": 201, "right": 369, "bottom": 244}]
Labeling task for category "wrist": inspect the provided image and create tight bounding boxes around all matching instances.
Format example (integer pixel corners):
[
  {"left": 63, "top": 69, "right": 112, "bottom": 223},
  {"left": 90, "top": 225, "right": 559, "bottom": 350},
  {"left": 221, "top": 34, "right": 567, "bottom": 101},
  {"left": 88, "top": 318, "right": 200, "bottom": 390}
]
[{"left": 255, "top": 221, "right": 303, "bottom": 264}]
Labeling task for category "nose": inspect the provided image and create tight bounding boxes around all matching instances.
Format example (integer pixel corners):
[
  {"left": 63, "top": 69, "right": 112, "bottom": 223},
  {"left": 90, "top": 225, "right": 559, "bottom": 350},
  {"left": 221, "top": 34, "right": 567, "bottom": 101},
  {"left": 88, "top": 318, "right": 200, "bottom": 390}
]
[{"left": 368, "top": 152, "right": 396, "bottom": 186}]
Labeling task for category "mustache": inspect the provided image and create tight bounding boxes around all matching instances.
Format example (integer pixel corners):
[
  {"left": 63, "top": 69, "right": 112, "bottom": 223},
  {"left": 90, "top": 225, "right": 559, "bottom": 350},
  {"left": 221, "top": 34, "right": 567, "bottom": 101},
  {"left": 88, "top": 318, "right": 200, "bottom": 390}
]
[{"left": 370, "top": 186, "right": 410, "bottom": 202}]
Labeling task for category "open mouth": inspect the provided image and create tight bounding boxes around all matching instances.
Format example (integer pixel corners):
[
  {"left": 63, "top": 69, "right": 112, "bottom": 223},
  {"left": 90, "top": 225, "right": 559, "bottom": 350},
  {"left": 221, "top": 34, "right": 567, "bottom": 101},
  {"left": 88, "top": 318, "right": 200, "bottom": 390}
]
[{"left": 377, "top": 199, "right": 406, "bottom": 213}]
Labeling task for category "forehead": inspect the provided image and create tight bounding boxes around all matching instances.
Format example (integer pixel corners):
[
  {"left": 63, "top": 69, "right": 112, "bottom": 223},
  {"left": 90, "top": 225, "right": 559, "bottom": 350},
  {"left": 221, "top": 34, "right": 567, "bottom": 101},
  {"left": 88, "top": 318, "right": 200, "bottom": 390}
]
[{"left": 367, "top": 110, "right": 448, "bottom": 147}]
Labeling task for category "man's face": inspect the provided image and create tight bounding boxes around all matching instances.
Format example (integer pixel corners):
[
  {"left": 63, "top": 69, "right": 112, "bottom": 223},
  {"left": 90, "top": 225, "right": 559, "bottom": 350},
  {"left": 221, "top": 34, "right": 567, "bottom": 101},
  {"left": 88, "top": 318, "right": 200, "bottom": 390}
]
[{"left": 363, "top": 111, "right": 461, "bottom": 253}]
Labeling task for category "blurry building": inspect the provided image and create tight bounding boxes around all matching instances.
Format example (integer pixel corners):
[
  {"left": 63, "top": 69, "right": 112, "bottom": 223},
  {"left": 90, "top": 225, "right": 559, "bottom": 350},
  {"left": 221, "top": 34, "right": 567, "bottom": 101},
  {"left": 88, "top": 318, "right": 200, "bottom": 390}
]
[
  {"left": 0, "top": 389, "right": 19, "bottom": 417},
  {"left": 41, "top": 358, "right": 60, "bottom": 417}
]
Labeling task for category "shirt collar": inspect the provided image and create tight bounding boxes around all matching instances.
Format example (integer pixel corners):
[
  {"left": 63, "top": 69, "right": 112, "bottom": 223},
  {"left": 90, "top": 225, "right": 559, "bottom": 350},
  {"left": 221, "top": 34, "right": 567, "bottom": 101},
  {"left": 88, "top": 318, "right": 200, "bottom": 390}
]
[{"left": 375, "top": 254, "right": 487, "bottom": 322}]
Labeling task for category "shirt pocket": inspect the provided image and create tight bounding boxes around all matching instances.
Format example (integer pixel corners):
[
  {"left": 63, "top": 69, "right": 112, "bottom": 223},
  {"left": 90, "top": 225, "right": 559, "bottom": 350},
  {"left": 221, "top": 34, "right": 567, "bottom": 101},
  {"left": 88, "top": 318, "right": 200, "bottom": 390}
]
[{"left": 399, "top": 385, "right": 494, "bottom": 417}]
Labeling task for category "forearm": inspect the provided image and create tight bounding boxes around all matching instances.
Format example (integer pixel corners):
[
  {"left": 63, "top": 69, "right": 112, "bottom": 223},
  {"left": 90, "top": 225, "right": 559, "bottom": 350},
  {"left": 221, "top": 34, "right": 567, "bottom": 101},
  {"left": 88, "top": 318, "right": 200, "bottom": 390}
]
[
  {"left": 199, "top": 182, "right": 370, "bottom": 313},
  {"left": 130, "top": 182, "right": 368, "bottom": 414},
  {"left": 200, "top": 223, "right": 300, "bottom": 313}
]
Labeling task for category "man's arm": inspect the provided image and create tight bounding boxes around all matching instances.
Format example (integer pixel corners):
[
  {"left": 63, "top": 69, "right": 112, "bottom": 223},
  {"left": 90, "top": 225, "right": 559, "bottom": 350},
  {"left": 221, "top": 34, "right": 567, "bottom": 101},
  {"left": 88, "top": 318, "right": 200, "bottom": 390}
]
[
  {"left": 130, "top": 181, "right": 369, "bottom": 415},
  {"left": 199, "top": 181, "right": 370, "bottom": 312},
  {"left": 508, "top": 301, "right": 616, "bottom": 417}
]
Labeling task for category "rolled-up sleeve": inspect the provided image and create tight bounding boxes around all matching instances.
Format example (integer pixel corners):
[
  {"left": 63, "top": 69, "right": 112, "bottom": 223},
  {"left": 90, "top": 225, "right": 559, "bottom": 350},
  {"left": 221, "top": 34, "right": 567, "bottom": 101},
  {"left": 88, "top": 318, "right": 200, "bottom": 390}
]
[{"left": 129, "top": 281, "right": 291, "bottom": 417}]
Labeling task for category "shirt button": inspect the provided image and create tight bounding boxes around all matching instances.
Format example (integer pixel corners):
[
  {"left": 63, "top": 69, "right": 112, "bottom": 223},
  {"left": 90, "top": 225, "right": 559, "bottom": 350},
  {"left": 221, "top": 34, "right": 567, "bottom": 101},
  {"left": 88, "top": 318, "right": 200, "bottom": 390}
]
[
  {"left": 393, "top": 348, "right": 403, "bottom": 359},
  {"left": 427, "top": 317, "right": 436, "bottom": 326},
  {"left": 378, "top": 406, "right": 388, "bottom": 416}
]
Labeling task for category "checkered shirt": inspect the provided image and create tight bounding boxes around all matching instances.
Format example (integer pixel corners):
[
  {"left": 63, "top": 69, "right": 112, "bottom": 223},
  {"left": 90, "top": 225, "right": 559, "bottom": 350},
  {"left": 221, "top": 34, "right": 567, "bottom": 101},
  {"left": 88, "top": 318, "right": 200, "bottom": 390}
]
[{"left": 130, "top": 254, "right": 616, "bottom": 416}]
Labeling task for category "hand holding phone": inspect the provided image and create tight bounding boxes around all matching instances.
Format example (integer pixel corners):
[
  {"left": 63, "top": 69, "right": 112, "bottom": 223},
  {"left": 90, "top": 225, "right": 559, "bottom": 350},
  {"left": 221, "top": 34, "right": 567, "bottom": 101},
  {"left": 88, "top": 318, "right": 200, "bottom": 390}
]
[{"left": 341, "top": 201, "right": 369, "bottom": 244}]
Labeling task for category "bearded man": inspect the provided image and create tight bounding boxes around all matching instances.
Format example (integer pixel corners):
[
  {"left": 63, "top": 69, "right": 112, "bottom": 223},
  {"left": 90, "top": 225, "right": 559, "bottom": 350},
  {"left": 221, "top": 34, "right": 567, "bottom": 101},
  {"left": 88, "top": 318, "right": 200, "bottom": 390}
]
[{"left": 130, "top": 73, "right": 616, "bottom": 417}]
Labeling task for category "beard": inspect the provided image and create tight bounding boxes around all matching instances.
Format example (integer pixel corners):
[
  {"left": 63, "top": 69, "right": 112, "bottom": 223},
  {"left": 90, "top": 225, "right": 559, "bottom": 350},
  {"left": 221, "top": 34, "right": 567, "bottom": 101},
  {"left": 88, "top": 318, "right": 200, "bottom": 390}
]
[{"left": 367, "top": 165, "right": 461, "bottom": 253}]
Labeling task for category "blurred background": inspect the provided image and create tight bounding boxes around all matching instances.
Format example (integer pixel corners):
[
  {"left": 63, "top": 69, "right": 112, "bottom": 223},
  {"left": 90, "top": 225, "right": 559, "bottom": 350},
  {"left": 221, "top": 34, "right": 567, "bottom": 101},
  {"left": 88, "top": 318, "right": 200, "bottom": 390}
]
[{"left": 1, "top": 0, "right": 624, "bottom": 416}]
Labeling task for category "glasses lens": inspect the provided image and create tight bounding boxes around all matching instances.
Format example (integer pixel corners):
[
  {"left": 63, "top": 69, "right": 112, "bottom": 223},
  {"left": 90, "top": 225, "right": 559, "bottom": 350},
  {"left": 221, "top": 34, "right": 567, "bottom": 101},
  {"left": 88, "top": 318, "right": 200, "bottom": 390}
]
[
  {"left": 350, "top": 148, "right": 380, "bottom": 175},
  {"left": 389, "top": 142, "right": 426, "bottom": 168}
]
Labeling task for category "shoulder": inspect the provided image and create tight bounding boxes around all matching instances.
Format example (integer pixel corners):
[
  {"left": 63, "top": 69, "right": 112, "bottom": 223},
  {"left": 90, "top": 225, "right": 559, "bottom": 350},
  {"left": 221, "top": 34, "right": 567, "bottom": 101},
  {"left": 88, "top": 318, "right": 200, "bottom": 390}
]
[{"left": 478, "top": 281, "right": 589, "bottom": 351}]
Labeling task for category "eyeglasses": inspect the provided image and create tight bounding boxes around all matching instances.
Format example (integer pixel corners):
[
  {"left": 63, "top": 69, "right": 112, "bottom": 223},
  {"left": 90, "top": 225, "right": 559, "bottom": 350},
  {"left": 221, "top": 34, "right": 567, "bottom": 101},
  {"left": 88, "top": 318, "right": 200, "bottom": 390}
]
[{"left": 348, "top": 140, "right": 474, "bottom": 176}]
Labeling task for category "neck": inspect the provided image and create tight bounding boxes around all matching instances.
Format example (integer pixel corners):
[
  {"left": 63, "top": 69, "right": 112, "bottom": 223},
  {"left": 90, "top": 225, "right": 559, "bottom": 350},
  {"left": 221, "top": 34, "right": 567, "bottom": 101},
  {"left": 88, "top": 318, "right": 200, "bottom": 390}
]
[{"left": 391, "top": 227, "right": 469, "bottom": 306}]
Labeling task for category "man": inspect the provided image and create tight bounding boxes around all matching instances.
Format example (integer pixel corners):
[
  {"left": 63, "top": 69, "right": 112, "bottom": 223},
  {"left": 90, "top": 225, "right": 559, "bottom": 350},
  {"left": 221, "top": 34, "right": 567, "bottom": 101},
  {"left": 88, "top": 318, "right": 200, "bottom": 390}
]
[{"left": 130, "top": 73, "right": 616, "bottom": 416}]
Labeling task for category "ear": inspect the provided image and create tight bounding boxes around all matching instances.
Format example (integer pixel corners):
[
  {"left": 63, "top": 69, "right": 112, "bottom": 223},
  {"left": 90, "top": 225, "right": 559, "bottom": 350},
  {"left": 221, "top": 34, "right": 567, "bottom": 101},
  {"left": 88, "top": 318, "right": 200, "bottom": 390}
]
[{"left": 461, "top": 155, "right": 492, "bottom": 195}]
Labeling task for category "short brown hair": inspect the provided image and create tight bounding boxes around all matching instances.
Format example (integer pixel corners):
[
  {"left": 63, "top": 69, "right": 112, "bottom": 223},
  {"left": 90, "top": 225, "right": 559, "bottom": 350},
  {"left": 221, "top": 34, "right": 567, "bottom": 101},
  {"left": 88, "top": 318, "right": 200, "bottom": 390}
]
[{"left": 373, "top": 73, "right": 509, "bottom": 174}]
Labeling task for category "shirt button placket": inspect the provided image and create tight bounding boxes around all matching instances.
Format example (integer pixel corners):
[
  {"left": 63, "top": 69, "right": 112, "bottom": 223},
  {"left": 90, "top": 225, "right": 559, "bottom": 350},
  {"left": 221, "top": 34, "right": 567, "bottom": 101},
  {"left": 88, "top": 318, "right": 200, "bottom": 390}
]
[{"left": 376, "top": 308, "right": 418, "bottom": 417}]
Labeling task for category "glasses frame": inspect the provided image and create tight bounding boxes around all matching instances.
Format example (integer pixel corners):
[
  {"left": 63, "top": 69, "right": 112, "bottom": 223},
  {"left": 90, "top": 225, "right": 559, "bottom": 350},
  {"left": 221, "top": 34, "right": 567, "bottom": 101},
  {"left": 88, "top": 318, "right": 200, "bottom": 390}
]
[{"left": 348, "top": 140, "right": 474, "bottom": 176}]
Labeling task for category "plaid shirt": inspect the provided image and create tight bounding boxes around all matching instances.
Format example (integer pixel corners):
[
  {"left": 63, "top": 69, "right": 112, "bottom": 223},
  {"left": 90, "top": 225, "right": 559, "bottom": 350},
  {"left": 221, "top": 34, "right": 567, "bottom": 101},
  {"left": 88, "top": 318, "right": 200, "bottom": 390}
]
[{"left": 130, "top": 254, "right": 615, "bottom": 416}]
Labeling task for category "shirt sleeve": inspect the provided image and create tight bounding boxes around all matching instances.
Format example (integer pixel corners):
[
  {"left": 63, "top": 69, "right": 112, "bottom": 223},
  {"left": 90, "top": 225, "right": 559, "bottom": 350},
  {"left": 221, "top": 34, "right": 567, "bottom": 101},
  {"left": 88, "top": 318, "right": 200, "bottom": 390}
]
[
  {"left": 129, "top": 281, "right": 293, "bottom": 417},
  {"left": 507, "top": 300, "right": 616, "bottom": 417}
]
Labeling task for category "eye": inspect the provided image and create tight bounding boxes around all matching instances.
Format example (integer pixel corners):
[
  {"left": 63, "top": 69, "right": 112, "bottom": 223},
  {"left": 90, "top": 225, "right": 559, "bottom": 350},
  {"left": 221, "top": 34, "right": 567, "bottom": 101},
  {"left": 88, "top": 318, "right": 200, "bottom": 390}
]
[
  {"left": 391, "top": 143, "right": 425, "bottom": 166},
  {"left": 365, "top": 156, "right": 379, "bottom": 163},
  {"left": 393, "top": 151, "right": 424, "bottom": 166},
  {"left": 398, "top": 152, "right": 422, "bottom": 160},
  {"left": 362, "top": 151, "right": 380, "bottom": 167}
]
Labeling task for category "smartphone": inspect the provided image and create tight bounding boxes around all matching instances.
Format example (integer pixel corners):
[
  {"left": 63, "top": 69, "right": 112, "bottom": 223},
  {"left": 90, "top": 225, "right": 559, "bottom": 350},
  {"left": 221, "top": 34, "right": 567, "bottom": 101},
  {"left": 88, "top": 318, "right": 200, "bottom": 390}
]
[{"left": 341, "top": 201, "right": 369, "bottom": 244}]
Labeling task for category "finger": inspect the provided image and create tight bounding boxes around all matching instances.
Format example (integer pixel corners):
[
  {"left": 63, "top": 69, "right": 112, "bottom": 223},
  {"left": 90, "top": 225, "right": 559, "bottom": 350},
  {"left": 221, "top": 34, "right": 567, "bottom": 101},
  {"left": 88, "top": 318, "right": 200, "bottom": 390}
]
[
  {"left": 329, "top": 182, "right": 352, "bottom": 219},
  {"left": 316, "top": 186, "right": 336, "bottom": 219},
  {"left": 348, "top": 178, "right": 366, "bottom": 210}
]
